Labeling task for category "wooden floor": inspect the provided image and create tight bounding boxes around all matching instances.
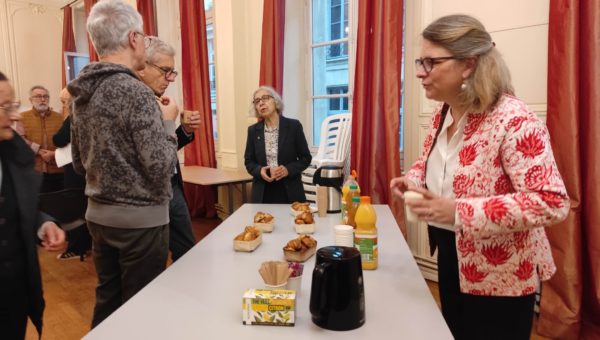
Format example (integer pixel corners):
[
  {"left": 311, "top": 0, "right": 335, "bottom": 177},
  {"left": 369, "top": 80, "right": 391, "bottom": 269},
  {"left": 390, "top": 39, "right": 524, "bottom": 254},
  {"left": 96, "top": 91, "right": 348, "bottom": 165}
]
[
  {"left": 27, "top": 217, "right": 550, "bottom": 340},
  {"left": 25, "top": 217, "right": 221, "bottom": 340}
]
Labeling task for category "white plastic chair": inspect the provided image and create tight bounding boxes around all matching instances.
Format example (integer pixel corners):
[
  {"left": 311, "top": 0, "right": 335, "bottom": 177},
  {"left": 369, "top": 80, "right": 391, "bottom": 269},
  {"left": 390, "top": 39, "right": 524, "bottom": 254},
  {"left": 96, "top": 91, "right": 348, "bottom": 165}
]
[{"left": 302, "top": 113, "right": 352, "bottom": 202}]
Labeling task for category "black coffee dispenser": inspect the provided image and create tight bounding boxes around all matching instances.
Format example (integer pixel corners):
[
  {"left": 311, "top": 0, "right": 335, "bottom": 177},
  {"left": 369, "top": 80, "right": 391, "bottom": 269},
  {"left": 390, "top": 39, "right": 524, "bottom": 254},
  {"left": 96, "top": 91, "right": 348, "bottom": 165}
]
[{"left": 309, "top": 246, "right": 365, "bottom": 331}]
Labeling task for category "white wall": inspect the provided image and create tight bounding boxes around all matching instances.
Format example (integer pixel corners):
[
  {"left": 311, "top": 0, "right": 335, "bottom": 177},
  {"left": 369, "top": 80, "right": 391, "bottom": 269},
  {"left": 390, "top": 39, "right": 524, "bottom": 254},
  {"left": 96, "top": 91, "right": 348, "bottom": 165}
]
[
  {"left": 0, "top": 0, "right": 65, "bottom": 110},
  {"left": 403, "top": 0, "right": 550, "bottom": 279}
]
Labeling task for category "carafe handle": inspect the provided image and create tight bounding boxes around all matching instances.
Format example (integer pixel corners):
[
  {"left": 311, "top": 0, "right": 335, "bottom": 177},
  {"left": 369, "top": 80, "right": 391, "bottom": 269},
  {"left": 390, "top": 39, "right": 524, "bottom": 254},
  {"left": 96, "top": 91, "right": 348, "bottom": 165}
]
[{"left": 309, "top": 261, "right": 332, "bottom": 318}]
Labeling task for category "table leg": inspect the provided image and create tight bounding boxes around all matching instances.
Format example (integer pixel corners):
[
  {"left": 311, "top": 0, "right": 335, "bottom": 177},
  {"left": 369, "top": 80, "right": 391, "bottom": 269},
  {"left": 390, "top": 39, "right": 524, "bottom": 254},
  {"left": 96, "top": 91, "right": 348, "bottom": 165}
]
[
  {"left": 241, "top": 182, "right": 247, "bottom": 203},
  {"left": 227, "top": 183, "right": 234, "bottom": 216}
]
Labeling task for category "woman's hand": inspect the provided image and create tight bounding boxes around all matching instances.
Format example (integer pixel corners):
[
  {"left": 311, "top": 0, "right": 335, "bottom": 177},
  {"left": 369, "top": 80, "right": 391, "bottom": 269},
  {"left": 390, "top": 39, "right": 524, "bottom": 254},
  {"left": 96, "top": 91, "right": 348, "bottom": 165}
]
[
  {"left": 389, "top": 176, "right": 418, "bottom": 199},
  {"left": 260, "top": 166, "right": 274, "bottom": 182},
  {"left": 405, "top": 187, "right": 457, "bottom": 226},
  {"left": 271, "top": 166, "right": 289, "bottom": 181}
]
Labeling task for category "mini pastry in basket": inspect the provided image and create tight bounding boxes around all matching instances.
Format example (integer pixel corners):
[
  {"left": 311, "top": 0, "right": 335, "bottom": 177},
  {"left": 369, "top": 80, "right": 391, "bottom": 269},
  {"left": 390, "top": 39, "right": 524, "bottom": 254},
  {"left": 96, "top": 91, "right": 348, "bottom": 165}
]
[
  {"left": 253, "top": 212, "right": 275, "bottom": 232},
  {"left": 283, "top": 235, "right": 317, "bottom": 262},
  {"left": 290, "top": 201, "right": 311, "bottom": 217},
  {"left": 233, "top": 226, "right": 262, "bottom": 252},
  {"left": 294, "top": 211, "right": 315, "bottom": 234}
]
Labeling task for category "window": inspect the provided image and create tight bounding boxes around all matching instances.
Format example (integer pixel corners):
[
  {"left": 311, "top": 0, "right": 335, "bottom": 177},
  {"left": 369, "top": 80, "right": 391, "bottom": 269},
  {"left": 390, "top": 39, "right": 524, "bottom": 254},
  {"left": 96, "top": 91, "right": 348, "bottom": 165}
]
[
  {"left": 309, "top": 0, "right": 354, "bottom": 147},
  {"left": 205, "top": 1, "right": 218, "bottom": 140},
  {"left": 328, "top": 0, "right": 348, "bottom": 59},
  {"left": 327, "top": 85, "right": 348, "bottom": 112}
]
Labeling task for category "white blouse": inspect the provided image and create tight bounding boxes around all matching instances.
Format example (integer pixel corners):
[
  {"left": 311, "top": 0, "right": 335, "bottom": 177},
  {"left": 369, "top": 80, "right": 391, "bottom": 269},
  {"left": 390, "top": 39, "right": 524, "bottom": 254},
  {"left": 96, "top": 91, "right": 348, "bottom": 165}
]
[
  {"left": 264, "top": 124, "right": 279, "bottom": 167},
  {"left": 425, "top": 109, "right": 467, "bottom": 231}
]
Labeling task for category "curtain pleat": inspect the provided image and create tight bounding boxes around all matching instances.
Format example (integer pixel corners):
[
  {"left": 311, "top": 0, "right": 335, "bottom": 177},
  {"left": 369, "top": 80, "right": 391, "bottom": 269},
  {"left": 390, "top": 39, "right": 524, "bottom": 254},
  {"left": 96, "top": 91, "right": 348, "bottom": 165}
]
[
  {"left": 258, "top": 0, "right": 286, "bottom": 95},
  {"left": 539, "top": 1, "right": 600, "bottom": 338},
  {"left": 137, "top": 0, "right": 157, "bottom": 36},
  {"left": 351, "top": 0, "right": 405, "bottom": 234},
  {"left": 84, "top": 0, "right": 99, "bottom": 62},
  {"left": 179, "top": 0, "right": 217, "bottom": 218},
  {"left": 61, "top": 6, "right": 76, "bottom": 87}
]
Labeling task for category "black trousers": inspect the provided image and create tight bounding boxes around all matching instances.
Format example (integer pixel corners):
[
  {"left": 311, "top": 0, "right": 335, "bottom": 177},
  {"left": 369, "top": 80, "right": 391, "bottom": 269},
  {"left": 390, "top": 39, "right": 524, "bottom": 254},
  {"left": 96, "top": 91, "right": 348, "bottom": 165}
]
[
  {"left": 430, "top": 227, "right": 535, "bottom": 340},
  {"left": 168, "top": 179, "right": 196, "bottom": 261},
  {"left": 88, "top": 221, "right": 168, "bottom": 328},
  {"left": 40, "top": 172, "right": 64, "bottom": 193},
  {"left": 263, "top": 180, "right": 289, "bottom": 203}
]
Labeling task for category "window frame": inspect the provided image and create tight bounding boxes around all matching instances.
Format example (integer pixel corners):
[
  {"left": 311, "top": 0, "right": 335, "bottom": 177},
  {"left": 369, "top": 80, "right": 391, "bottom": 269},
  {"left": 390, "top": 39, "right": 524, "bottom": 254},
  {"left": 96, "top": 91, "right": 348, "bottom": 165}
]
[
  {"left": 306, "top": 0, "right": 357, "bottom": 150},
  {"left": 205, "top": 2, "right": 218, "bottom": 141}
]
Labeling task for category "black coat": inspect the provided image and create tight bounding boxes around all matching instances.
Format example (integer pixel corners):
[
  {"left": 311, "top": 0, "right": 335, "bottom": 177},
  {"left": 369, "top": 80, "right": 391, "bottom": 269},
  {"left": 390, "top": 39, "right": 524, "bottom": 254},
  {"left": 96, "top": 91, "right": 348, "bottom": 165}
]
[
  {"left": 244, "top": 116, "right": 312, "bottom": 203},
  {"left": 52, "top": 116, "right": 85, "bottom": 189},
  {"left": 0, "top": 135, "right": 53, "bottom": 336},
  {"left": 175, "top": 125, "right": 194, "bottom": 190}
]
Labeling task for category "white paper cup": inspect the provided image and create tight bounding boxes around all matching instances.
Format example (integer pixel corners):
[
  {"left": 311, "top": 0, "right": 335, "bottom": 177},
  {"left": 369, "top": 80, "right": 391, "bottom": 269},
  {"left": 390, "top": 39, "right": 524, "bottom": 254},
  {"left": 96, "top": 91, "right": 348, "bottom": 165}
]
[
  {"left": 334, "top": 225, "right": 354, "bottom": 247},
  {"left": 286, "top": 276, "right": 302, "bottom": 295},
  {"left": 404, "top": 191, "right": 424, "bottom": 223}
]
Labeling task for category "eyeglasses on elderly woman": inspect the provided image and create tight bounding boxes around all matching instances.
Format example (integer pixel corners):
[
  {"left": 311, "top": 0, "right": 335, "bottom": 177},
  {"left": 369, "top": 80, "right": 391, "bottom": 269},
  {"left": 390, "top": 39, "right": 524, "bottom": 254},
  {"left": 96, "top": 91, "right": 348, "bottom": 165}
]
[{"left": 252, "top": 95, "right": 273, "bottom": 105}]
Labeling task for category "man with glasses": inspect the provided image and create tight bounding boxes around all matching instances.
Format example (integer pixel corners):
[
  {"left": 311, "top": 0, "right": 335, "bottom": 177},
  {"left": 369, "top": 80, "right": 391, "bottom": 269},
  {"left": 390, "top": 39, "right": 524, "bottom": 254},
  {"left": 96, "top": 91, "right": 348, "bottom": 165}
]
[
  {"left": 67, "top": 0, "right": 178, "bottom": 327},
  {"left": 18, "top": 85, "right": 64, "bottom": 192},
  {"left": 138, "top": 36, "right": 201, "bottom": 262}
]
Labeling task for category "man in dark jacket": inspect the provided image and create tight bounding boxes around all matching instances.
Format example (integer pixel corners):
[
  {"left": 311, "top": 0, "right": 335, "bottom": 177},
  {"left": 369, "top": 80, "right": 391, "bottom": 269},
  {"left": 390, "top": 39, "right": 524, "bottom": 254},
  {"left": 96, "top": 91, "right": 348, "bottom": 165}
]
[
  {"left": 0, "top": 72, "right": 66, "bottom": 339},
  {"left": 138, "top": 36, "right": 201, "bottom": 261}
]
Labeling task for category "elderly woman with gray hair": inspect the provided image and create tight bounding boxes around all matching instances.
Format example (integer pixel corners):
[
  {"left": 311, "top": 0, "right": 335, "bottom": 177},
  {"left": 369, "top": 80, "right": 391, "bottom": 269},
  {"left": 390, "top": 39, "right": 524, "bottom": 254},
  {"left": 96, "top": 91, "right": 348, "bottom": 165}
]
[{"left": 244, "top": 86, "right": 312, "bottom": 203}]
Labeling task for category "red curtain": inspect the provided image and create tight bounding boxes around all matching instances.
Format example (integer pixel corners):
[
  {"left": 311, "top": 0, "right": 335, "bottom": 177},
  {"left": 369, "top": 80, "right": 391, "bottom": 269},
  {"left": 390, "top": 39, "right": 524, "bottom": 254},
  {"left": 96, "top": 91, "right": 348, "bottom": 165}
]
[
  {"left": 351, "top": 0, "right": 405, "bottom": 234},
  {"left": 137, "top": 0, "right": 157, "bottom": 36},
  {"left": 61, "top": 5, "right": 76, "bottom": 88},
  {"left": 538, "top": 1, "right": 600, "bottom": 339},
  {"left": 84, "top": 0, "right": 99, "bottom": 62},
  {"left": 179, "top": 0, "right": 217, "bottom": 218},
  {"left": 258, "top": 0, "right": 285, "bottom": 94}
]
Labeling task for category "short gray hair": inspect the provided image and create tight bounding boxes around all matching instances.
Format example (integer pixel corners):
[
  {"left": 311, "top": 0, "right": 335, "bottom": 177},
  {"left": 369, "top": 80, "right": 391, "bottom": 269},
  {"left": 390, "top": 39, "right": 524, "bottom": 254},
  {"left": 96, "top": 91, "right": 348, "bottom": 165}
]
[
  {"left": 145, "top": 36, "right": 176, "bottom": 63},
  {"left": 29, "top": 85, "right": 49, "bottom": 96},
  {"left": 250, "top": 86, "right": 284, "bottom": 117},
  {"left": 86, "top": 0, "right": 143, "bottom": 56}
]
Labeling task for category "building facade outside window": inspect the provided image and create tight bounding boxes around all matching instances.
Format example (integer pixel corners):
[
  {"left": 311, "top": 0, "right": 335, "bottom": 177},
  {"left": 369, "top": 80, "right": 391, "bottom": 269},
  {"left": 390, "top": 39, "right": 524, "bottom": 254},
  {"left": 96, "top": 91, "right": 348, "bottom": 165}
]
[{"left": 309, "top": 0, "right": 353, "bottom": 147}]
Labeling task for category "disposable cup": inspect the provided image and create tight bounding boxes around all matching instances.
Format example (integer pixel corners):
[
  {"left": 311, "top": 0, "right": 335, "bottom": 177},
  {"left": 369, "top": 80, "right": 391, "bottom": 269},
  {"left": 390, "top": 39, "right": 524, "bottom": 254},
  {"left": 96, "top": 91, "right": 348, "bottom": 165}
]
[
  {"left": 334, "top": 225, "right": 354, "bottom": 247},
  {"left": 182, "top": 110, "right": 193, "bottom": 124},
  {"left": 286, "top": 276, "right": 302, "bottom": 295},
  {"left": 404, "top": 191, "right": 424, "bottom": 223}
]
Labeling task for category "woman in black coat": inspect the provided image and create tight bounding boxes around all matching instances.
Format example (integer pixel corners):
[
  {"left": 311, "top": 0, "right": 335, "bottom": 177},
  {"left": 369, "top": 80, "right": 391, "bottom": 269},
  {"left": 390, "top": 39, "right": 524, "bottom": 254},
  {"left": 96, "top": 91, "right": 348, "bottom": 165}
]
[
  {"left": 244, "top": 86, "right": 312, "bottom": 203},
  {"left": 0, "top": 72, "right": 65, "bottom": 339}
]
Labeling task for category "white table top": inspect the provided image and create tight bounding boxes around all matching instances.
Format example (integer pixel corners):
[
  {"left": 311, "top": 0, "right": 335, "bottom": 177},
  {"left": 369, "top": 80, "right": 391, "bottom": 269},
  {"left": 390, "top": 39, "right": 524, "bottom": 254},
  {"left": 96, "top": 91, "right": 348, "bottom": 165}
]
[
  {"left": 84, "top": 204, "right": 452, "bottom": 340},
  {"left": 181, "top": 165, "right": 252, "bottom": 186}
]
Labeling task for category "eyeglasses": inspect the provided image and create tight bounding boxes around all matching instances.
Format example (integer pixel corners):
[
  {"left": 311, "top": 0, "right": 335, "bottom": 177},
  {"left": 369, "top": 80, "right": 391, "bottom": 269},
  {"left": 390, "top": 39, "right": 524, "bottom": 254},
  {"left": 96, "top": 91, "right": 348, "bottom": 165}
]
[
  {"left": 0, "top": 101, "right": 21, "bottom": 113},
  {"left": 253, "top": 95, "right": 273, "bottom": 105},
  {"left": 415, "top": 56, "right": 462, "bottom": 73},
  {"left": 134, "top": 31, "right": 151, "bottom": 48},
  {"left": 145, "top": 61, "right": 178, "bottom": 80},
  {"left": 30, "top": 95, "right": 50, "bottom": 101}
]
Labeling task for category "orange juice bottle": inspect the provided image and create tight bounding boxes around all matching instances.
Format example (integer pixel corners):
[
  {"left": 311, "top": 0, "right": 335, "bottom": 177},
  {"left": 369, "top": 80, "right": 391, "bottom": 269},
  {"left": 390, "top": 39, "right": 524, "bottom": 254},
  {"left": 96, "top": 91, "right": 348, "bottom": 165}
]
[
  {"left": 342, "top": 184, "right": 360, "bottom": 224},
  {"left": 341, "top": 171, "right": 360, "bottom": 224},
  {"left": 354, "top": 196, "right": 378, "bottom": 270},
  {"left": 346, "top": 196, "right": 361, "bottom": 228}
]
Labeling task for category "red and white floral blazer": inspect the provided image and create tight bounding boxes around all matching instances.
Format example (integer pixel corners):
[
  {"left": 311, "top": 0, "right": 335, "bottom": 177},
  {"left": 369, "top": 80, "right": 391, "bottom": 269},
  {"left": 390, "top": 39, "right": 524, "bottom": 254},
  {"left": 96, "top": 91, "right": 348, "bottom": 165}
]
[{"left": 406, "top": 94, "right": 569, "bottom": 296}]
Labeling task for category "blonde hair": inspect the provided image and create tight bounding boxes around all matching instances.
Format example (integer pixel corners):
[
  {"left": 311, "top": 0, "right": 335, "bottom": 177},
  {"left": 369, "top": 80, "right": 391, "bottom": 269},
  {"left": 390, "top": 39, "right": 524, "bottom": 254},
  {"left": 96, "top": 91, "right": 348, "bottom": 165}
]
[
  {"left": 423, "top": 14, "right": 514, "bottom": 112},
  {"left": 250, "top": 86, "right": 284, "bottom": 118}
]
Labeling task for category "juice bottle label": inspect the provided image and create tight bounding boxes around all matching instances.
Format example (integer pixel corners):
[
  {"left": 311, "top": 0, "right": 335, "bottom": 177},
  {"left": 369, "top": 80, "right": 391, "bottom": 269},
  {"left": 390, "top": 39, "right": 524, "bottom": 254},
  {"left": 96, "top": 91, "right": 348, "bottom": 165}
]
[{"left": 355, "top": 234, "right": 378, "bottom": 265}]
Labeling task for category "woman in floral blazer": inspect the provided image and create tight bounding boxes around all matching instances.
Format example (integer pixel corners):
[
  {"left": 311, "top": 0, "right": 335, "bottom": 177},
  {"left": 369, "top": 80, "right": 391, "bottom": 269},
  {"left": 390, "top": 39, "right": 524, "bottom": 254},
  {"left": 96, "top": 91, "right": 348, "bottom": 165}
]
[{"left": 390, "top": 15, "right": 569, "bottom": 340}]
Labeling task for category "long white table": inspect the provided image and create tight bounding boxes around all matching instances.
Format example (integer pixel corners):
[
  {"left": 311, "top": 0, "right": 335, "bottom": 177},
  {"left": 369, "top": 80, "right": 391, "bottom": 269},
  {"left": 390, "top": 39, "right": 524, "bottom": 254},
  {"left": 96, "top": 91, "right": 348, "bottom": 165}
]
[{"left": 84, "top": 204, "right": 452, "bottom": 340}]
